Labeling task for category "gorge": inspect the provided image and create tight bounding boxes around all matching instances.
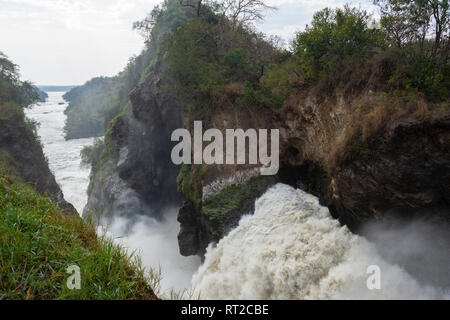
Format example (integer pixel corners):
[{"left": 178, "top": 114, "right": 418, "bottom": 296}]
[
  {"left": 61, "top": 0, "right": 450, "bottom": 299},
  {"left": 1, "top": 0, "right": 449, "bottom": 301},
  {"left": 26, "top": 93, "right": 450, "bottom": 298}
]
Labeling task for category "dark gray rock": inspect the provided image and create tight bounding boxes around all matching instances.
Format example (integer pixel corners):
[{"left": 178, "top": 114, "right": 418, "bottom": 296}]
[{"left": 0, "top": 107, "right": 76, "bottom": 215}]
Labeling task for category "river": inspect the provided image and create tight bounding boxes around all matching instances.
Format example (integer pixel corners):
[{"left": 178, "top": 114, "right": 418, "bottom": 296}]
[{"left": 25, "top": 92, "right": 94, "bottom": 213}]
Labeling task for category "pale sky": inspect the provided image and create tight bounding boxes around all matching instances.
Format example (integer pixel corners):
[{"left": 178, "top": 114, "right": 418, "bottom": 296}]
[{"left": 0, "top": 0, "right": 375, "bottom": 85}]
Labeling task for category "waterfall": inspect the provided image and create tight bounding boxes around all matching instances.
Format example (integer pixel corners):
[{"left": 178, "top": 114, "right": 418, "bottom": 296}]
[{"left": 193, "top": 184, "right": 449, "bottom": 299}]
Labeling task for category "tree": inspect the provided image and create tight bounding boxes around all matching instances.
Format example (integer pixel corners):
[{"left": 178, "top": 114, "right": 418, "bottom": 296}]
[
  {"left": 375, "top": 1, "right": 423, "bottom": 47},
  {"left": 374, "top": 0, "right": 449, "bottom": 58},
  {"left": 179, "top": 0, "right": 275, "bottom": 27},
  {"left": 0, "top": 51, "right": 19, "bottom": 81},
  {"left": 293, "top": 6, "right": 382, "bottom": 79},
  {"left": 216, "top": 0, "right": 275, "bottom": 27},
  {"left": 0, "top": 52, "right": 39, "bottom": 108},
  {"left": 133, "top": 5, "right": 163, "bottom": 43},
  {"left": 179, "top": 0, "right": 203, "bottom": 17}
]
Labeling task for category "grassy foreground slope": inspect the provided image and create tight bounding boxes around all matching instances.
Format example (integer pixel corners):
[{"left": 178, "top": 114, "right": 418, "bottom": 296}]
[{"left": 0, "top": 158, "right": 158, "bottom": 300}]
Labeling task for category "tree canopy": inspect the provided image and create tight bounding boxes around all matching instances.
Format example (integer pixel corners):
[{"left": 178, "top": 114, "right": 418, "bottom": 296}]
[{"left": 0, "top": 51, "right": 39, "bottom": 108}]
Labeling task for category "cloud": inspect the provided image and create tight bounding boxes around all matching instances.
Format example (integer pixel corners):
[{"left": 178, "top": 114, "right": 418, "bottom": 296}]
[
  {"left": 261, "top": 0, "right": 377, "bottom": 42},
  {"left": 0, "top": 0, "right": 378, "bottom": 84},
  {"left": 0, "top": 0, "right": 160, "bottom": 84}
]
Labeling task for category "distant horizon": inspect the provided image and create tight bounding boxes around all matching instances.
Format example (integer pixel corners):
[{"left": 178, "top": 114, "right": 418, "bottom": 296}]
[
  {"left": 37, "top": 85, "right": 79, "bottom": 87},
  {"left": 37, "top": 85, "right": 79, "bottom": 93}
]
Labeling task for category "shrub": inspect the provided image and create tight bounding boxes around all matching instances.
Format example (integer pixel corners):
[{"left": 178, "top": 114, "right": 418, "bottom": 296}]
[
  {"left": 224, "top": 48, "right": 247, "bottom": 70},
  {"left": 81, "top": 138, "right": 105, "bottom": 168},
  {"left": 293, "top": 6, "right": 383, "bottom": 81}
]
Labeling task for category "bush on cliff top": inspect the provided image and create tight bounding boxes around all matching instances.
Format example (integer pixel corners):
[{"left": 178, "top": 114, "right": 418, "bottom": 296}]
[{"left": 0, "top": 158, "right": 159, "bottom": 300}]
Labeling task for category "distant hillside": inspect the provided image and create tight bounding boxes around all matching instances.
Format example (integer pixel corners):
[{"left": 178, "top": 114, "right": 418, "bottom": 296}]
[
  {"left": 62, "top": 77, "right": 120, "bottom": 140},
  {"left": 62, "top": 45, "right": 155, "bottom": 140},
  {"left": 37, "top": 85, "right": 77, "bottom": 92}
]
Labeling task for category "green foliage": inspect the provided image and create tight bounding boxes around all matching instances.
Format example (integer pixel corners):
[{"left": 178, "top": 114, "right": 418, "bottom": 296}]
[
  {"left": 0, "top": 52, "right": 39, "bottom": 108},
  {"left": 161, "top": 3, "right": 284, "bottom": 113},
  {"left": 403, "top": 54, "right": 449, "bottom": 99},
  {"left": 293, "top": 6, "right": 383, "bottom": 81},
  {"left": 63, "top": 77, "right": 110, "bottom": 103},
  {"left": 224, "top": 48, "right": 247, "bottom": 69},
  {"left": 81, "top": 138, "right": 105, "bottom": 169},
  {"left": 0, "top": 161, "right": 158, "bottom": 300},
  {"left": 202, "top": 183, "right": 243, "bottom": 221},
  {"left": 176, "top": 164, "right": 207, "bottom": 205},
  {"left": 375, "top": 0, "right": 449, "bottom": 56},
  {"left": 163, "top": 19, "right": 224, "bottom": 113},
  {"left": 104, "top": 111, "right": 126, "bottom": 156},
  {"left": 373, "top": 0, "right": 449, "bottom": 99},
  {"left": 237, "top": 81, "right": 286, "bottom": 109},
  {"left": 202, "top": 175, "right": 277, "bottom": 221},
  {"left": 384, "top": 45, "right": 450, "bottom": 100},
  {"left": 63, "top": 77, "right": 118, "bottom": 139},
  {"left": 133, "top": 0, "right": 193, "bottom": 44}
]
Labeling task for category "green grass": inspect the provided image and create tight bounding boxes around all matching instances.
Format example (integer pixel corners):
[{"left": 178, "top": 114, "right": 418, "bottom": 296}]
[
  {"left": 0, "top": 160, "right": 159, "bottom": 300},
  {"left": 203, "top": 184, "right": 244, "bottom": 221},
  {"left": 202, "top": 175, "right": 277, "bottom": 222},
  {"left": 176, "top": 165, "right": 208, "bottom": 205}
]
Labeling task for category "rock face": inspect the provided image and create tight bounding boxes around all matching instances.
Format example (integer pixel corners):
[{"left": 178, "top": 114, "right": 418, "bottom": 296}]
[
  {"left": 119, "top": 73, "right": 182, "bottom": 211},
  {"left": 332, "top": 118, "right": 450, "bottom": 225},
  {"left": 273, "top": 91, "right": 450, "bottom": 230},
  {"left": 0, "top": 106, "right": 76, "bottom": 215},
  {"left": 84, "top": 61, "right": 450, "bottom": 257},
  {"left": 84, "top": 65, "right": 183, "bottom": 221},
  {"left": 176, "top": 88, "right": 450, "bottom": 256}
]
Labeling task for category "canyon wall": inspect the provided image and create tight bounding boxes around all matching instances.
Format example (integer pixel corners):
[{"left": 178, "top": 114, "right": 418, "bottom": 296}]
[
  {"left": 0, "top": 105, "right": 76, "bottom": 215},
  {"left": 83, "top": 59, "right": 450, "bottom": 255}
]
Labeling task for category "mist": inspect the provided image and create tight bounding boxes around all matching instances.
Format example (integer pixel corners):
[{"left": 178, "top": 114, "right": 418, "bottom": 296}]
[
  {"left": 99, "top": 208, "right": 201, "bottom": 296},
  {"left": 360, "top": 214, "right": 450, "bottom": 289},
  {"left": 95, "top": 184, "right": 450, "bottom": 299}
]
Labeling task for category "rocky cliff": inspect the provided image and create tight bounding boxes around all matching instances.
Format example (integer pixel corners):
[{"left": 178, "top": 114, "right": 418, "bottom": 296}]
[
  {"left": 83, "top": 62, "right": 182, "bottom": 222},
  {"left": 84, "top": 57, "right": 450, "bottom": 256},
  {"left": 81, "top": 0, "right": 450, "bottom": 257},
  {"left": 0, "top": 104, "right": 76, "bottom": 215}
]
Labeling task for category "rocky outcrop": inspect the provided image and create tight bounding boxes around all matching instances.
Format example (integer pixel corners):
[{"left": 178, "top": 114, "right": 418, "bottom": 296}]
[
  {"left": 83, "top": 161, "right": 152, "bottom": 224},
  {"left": 119, "top": 71, "right": 182, "bottom": 211},
  {"left": 0, "top": 105, "right": 76, "bottom": 215},
  {"left": 331, "top": 117, "right": 450, "bottom": 227},
  {"left": 178, "top": 175, "right": 280, "bottom": 256},
  {"left": 273, "top": 90, "right": 450, "bottom": 230},
  {"left": 84, "top": 64, "right": 183, "bottom": 221},
  {"left": 85, "top": 65, "right": 450, "bottom": 256}
]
